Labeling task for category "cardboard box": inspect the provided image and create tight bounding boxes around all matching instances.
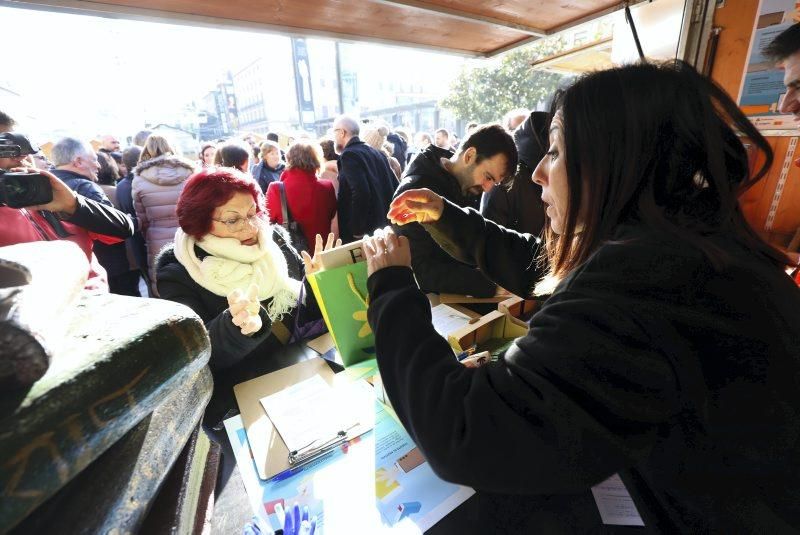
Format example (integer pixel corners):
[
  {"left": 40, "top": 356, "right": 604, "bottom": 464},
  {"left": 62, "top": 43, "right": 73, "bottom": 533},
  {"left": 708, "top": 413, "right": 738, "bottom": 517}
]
[
  {"left": 447, "top": 310, "right": 527, "bottom": 354},
  {"left": 498, "top": 296, "right": 539, "bottom": 328}
]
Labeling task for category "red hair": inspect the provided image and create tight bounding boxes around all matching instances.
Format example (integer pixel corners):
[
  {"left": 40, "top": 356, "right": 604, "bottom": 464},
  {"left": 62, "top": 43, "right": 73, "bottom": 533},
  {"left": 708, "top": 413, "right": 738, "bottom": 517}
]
[{"left": 177, "top": 167, "right": 265, "bottom": 239}]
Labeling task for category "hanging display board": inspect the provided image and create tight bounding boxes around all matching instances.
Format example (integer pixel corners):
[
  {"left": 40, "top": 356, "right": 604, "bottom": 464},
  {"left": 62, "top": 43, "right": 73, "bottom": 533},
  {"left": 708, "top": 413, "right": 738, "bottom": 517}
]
[{"left": 738, "top": 0, "right": 800, "bottom": 131}]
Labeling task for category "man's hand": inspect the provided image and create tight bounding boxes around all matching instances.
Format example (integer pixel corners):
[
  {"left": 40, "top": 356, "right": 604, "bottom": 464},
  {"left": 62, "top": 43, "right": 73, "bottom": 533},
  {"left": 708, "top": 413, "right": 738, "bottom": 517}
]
[
  {"left": 17, "top": 168, "right": 79, "bottom": 215},
  {"left": 363, "top": 227, "right": 412, "bottom": 276},
  {"left": 301, "top": 232, "right": 342, "bottom": 275},
  {"left": 387, "top": 188, "right": 444, "bottom": 225}
]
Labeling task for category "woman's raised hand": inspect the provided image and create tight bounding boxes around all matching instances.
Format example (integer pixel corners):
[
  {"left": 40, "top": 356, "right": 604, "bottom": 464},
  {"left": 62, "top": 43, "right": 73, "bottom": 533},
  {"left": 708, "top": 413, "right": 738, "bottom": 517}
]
[
  {"left": 227, "top": 283, "right": 262, "bottom": 335},
  {"left": 363, "top": 227, "right": 411, "bottom": 276},
  {"left": 301, "top": 232, "right": 342, "bottom": 275},
  {"left": 387, "top": 188, "right": 444, "bottom": 225}
]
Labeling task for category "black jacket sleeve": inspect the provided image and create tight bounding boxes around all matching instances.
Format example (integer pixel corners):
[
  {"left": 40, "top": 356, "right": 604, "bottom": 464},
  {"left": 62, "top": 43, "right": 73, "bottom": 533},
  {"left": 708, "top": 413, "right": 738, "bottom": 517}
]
[
  {"left": 367, "top": 265, "right": 681, "bottom": 495},
  {"left": 424, "top": 199, "right": 544, "bottom": 297},
  {"left": 157, "top": 266, "right": 275, "bottom": 372},
  {"left": 63, "top": 194, "right": 134, "bottom": 239},
  {"left": 393, "top": 218, "right": 496, "bottom": 297}
]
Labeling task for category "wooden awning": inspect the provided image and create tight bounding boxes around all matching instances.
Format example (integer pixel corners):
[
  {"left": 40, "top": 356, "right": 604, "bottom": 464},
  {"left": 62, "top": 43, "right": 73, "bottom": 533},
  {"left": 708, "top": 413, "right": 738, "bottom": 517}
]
[{"left": 5, "top": 0, "right": 649, "bottom": 56}]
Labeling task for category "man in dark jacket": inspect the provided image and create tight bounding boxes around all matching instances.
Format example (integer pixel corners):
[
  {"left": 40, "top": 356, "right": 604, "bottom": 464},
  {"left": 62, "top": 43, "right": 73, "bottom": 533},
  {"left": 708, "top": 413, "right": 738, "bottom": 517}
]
[
  {"left": 332, "top": 115, "right": 397, "bottom": 244},
  {"left": 50, "top": 137, "right": 138, "bottom": 295},
  {"left": 0, "top": 133, "right": 133, "bottom": 291},
  {"left": 481, "top": 112, "right": 550, "bottom": 236},
  {"left": 393, "top": 124, "right": 517, "bottom": 296},
  {"left": 50, "top": 137, "right": 107, "bottom": 203}
]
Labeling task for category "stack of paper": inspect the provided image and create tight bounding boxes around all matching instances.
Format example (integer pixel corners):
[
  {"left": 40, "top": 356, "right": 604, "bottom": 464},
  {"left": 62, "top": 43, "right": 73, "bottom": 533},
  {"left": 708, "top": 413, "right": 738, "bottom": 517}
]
[
  {"left": 430, "top": 304, "right": 474, "bottom": 339},
  {"left": 259, "top": 376, "right": 371, "bottom": 453}
]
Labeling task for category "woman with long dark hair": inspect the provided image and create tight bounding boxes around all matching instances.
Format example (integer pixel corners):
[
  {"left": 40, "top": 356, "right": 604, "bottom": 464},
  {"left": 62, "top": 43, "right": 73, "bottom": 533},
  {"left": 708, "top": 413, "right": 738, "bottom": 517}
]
[{"left": 363, "top": 61, "right": 800, "bottom": 532}]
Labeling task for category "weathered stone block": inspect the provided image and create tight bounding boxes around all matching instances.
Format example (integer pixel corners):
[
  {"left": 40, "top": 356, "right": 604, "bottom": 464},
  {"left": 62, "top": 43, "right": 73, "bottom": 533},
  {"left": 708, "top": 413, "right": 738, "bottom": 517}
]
[
  {"left": 0, "top": 291, "right": 211, "bottom": 531},
  {"left": 10, "top": 367, "right": 213, "bottom": 534},
  {"left": 0, "top": 241, "right": 88, "bottom": 410}
]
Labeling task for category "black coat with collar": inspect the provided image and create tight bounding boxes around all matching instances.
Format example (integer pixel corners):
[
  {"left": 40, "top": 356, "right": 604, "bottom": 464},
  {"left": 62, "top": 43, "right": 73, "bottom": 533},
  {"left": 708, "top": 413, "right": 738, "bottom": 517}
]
[
  {"left": 369, "top": 199, "right": 800, "bottom": 533},
  {"left": 336, "top": 136, "right": 397, "bottom": 243},
  {"left": 155, "top": 226, "right": 319, "bottom": 372},
  {"left": 393, "top": 145, "right": 497, "bottom": 297},
  {"left": 155, "top": 226, "right": 322, "bottom": 424}
]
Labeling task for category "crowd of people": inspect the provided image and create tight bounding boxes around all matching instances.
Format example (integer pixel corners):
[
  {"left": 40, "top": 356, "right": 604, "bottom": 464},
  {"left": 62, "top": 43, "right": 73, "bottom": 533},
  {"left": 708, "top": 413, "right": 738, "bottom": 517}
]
[
  {"left": 1, "top": 113, "right": 519, "bottom": 298},
  {"left": 2, "top": 23, "right": 800, "bottom": 533}
]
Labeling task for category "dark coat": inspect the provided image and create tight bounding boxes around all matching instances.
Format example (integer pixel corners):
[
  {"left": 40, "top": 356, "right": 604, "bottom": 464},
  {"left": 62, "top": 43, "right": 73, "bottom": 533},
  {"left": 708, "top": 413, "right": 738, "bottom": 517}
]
[
  {"left": 253, "top": 161, "right": 286, "bottom": 193},
  {"left": 116, "top": 172, "right": 149, "bottom": 279},
  {"left": 156, "top": 226, "right": 322, "bottom": 424},
  {"left": 368, "top": 199, "right": 800, "bottom": 533},
  {"left": 52, "top": 169, "right": 111, "bottom": 205},
  {"left": 393, "top": 145, "right": 497, "bottom": 297},
  {"left": 481, "top": 111, "right": 550, "bottom": 236},
  {"left": 387, "top": 131, "right": 408, "bottom": 173},
  {"left": 52, "top": 168, "right": 134, "bottom": 240},
  {"left": 55, "top": 169, "right": 133, "bottom": 284},
  {"left": 156, "top": 226, "right": 319, "bottom": 372},
  {"left": 336, "top": 137, "right": 397, "bottom": 243}
]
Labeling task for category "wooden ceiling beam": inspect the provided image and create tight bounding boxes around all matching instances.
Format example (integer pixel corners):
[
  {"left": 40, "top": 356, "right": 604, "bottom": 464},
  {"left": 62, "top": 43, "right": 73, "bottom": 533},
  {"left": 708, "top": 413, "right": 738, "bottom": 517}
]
[
  {"left": 0, "top": 0, "right": 488, "bottom": 56},
  {"left": 370, "top": 0, "right": 547, "bottom": 37}
]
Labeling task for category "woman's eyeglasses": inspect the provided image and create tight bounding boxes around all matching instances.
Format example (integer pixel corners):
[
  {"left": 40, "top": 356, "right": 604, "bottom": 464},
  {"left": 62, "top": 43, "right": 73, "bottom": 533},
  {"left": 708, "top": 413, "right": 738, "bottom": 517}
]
[{"left": 212, "top": 213, "right": 263, "bottom": 233}]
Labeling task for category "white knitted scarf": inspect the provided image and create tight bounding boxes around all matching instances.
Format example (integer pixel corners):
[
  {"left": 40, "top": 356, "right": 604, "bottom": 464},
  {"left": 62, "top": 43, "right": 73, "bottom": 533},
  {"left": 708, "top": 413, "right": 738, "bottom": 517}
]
[{"left": 173, "top": 220, "right": 301, "bottom": 322}]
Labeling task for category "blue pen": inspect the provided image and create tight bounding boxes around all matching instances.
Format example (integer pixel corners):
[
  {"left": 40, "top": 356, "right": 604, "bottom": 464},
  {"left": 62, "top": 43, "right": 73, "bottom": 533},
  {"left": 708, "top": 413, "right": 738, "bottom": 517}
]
[
  {"left": 283, "top": 507, "right": 294, "bottom": 535},
  {"left": 270, "top": 465, "right": 304, "bottom": 483},
  {"left": 292, "top": 503, "right": 301, "bottom": 533},
  {"left": 302, "top": 506, "right": 309, "bottom": 523},
  {"left": 308, "top": 517, "right": 317, "bottom": 535}
]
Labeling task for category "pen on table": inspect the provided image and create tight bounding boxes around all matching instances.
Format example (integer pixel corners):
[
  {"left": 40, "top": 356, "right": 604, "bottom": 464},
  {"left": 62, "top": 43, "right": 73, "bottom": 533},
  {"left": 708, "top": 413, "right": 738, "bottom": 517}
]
[
  {"left": 455, "top": 345, "right": 477, "bottom": 361},
  {"left": 270, "top": 465, "right": 305, "bottom": 483},
  {"left": 283, "top": 506, "right": 294, "bottom": 535},
  {"left": 292, "top": 503, "right": 301, "bottom": 534},
  {"left": 274, "top": 503, "right": 286, "bottom": 528}
]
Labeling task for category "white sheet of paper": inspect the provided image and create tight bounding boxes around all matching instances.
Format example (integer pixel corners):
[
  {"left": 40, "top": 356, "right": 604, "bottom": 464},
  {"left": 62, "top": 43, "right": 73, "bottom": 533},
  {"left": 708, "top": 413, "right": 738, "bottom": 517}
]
[
  {"left": 260, "top": 375, "right": 365, "bottom": 453},
  {"left": 431, "top": 304, "right": 473, "bottom": 338},
  {"left": 590, "top": 473, "right": 645, "bottom": 526}
]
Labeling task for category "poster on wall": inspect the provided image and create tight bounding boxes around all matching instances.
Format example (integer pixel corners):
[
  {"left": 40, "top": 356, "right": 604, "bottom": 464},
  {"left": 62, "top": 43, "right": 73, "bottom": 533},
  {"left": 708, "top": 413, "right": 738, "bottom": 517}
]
[{"left": 739, "top": 0, "right": 800, "bottom": 130}]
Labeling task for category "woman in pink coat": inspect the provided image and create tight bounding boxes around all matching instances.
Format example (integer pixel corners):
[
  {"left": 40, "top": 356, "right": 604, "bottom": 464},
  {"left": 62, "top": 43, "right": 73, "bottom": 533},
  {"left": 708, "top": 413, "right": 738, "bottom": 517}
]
[{"left": 132, "top": 134, "right": 196, "bottom": 292}]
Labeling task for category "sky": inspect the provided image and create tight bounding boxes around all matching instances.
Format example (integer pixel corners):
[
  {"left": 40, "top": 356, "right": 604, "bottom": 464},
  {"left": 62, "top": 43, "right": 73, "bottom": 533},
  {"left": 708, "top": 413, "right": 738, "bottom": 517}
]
[{"left": 0, "top": 5, "right": 466, "bottom": 142}]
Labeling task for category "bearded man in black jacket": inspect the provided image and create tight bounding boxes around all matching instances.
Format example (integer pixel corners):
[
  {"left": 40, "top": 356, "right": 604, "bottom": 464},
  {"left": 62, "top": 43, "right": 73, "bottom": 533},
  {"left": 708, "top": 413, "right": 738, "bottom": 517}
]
[{"left": 393, "top": 124, "right": 518, "bottom": 297}]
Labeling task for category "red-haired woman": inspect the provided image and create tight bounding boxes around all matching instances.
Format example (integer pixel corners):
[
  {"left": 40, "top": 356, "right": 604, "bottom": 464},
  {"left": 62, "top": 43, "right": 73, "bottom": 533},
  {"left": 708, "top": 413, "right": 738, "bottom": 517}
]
[{"left": 155, "top": 168, "right": 336, "bottom": 422}]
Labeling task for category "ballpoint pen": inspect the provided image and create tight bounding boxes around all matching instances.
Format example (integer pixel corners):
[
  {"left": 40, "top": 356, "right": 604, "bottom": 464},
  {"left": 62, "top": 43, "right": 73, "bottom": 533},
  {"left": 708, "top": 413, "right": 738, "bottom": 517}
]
[
  {"left": 292, "top": 503, "right": 301, "bottom": 534},
  {"left": 270, "top": 464, "right": 307, "bottom": 483},
  {"left": 455, "top": 344, "right": 477, "bottom": 361},
  {"left": 274, "top": 503, "right": 286, "bottom": 527},
  {"left": 283, "top": 506, "right": 294, "bottom": 534}
]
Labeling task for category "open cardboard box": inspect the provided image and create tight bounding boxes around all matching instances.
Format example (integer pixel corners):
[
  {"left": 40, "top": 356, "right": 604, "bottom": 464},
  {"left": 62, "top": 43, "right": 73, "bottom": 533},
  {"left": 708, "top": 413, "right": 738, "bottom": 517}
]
[
  {"left": 447, "top": 310, "right": 527, "bottom": 353},
  {"left": 498, "top": 296, "right": 539, "bottom": 328}
]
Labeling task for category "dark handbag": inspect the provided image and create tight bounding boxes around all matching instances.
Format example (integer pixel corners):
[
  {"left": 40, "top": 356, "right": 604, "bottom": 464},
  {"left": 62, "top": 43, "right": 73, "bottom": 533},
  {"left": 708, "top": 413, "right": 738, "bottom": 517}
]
[{"left": 276, "top": 181, "right": 310, "bottom": 253}]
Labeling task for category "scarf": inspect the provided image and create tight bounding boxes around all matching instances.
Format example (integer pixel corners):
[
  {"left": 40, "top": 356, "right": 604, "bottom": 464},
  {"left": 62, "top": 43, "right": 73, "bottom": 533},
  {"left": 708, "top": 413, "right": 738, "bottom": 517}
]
[{"left": 173, "top": 220, "right": 302, "bottom": 322}]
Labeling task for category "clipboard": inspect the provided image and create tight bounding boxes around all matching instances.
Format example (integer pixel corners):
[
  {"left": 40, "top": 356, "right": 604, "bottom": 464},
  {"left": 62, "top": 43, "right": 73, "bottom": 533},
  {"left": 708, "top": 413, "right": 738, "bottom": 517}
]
[{"left": 233, "top": 357, "right": 373, "bottom": 480}]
